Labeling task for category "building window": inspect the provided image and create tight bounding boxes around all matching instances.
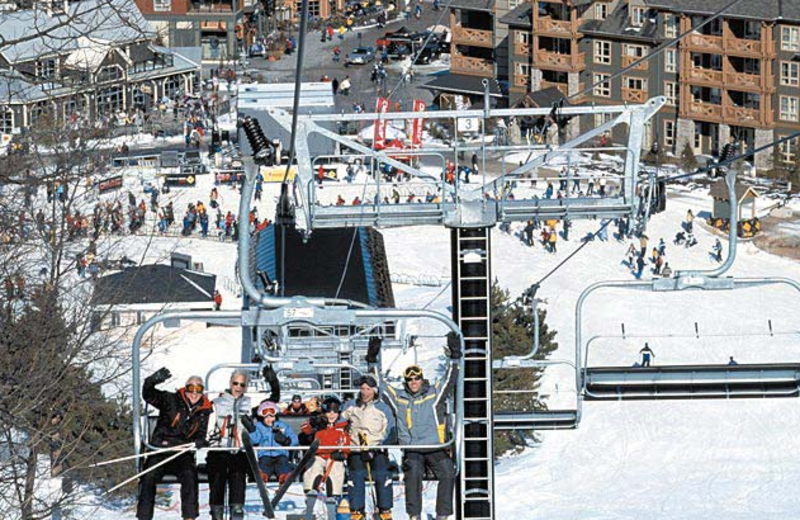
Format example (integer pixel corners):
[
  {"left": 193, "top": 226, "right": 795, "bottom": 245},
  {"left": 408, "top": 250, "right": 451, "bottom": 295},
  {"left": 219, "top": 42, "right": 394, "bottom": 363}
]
[
  {"left": 630, "top": 6, "right": 646, "bottom": 27},
  {"left": 781, "top": 61, "right": 800, "bottom": 87},
  {"left": 664, "top": 81, "right": 678, "bottom": 105},
  {"left": 664, "top": 120, "right": 675, "bottom": 149},
  {"left": 96, "top": 65, "right": 122, "bottom": 84},
  {"left": 780, "top": 137, "right": 798, "bottom": 164},
  {"left": 594, "top": 113, "right": 613, "bottom": 128},
  {"left": 624, "top": 76, "right": 647, "bottom": 91},
  {"left": 153, "top": 0, "right": 171, "bottom": 11},
  {"left": 782, "top": 27, "right": 800, "bottom": 52},
  {"left": 595, "top": 2, "right": 608, "bottom": 20},
  {"left": 594, "top": 41, "right": 611, "bottom": 65},
  {"left": 515, "top": 32, "right": 531, "bottom": 45},
  {"left": 593, "top": 74, "right": 611, "bottom": 97},
  {"left": 665, "top": 49, "right": 677, "bottom": 73},
  {"left": 35, "top": 58, "right": 57, "bottom": 79},
  {"left": 664, "top": 14, "right": 678, "bottom": 38},
  {"left": 163, "top": 76, "right": 181, "bottom": 100},
  {"left": 780, "top": 96, "right": 799, "bottom": 121},
  {"left": 0, "top": 109, "right": 13, "bottom": 134},
  {"left": 97, "top": 86, "right": 123, "bottom": 115},
  {"left": 623, "top": 44, "right": 647, "bottom": 60}
]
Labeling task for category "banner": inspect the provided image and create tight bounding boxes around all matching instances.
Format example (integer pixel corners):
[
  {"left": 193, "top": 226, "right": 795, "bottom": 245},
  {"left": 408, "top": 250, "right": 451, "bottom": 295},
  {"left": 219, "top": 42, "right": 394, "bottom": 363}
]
[
  {"left": 374, "top": 97, "right": 390, "bottom": 149},
  {"left": 260, "top": 165, "right": 297, "bottom": 183},
  {"left": 411, "top": 99, "right": 425, "bottom": 147}
]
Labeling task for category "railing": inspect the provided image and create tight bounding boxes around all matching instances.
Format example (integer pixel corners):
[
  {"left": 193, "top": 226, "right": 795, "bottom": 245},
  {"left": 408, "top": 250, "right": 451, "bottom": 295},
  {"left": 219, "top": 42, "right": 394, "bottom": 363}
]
[
  {"left": 540, "top": 80, "right": 569, "bottom": 96},
  {"left": 451, "top": 54, "right": 494, "bottom": 75},
  {"left": 535, "top": 49, "right": 585, "bottom": 72},
  {"left": 514, "top": 42, "right": 532, "bottom": 56},
  {"left": 536, "top": 16, "right": 579, "bottom": 36},
  {"left": 686, "top": 32, "right": 724, "bottom": 53},
  {"left": 452, "top": 24, "right": 493, "bottom": 47},
  {"left": 725, "top": 35, "right": 761, "bottom": 56},
  {"left": 723, "top": 105, "right": 760, "bottom": 125},
  {"left": 622, "top": 88, "right": 647, "bottom": 104},
  {"left": 687, "top": 66, "right": 723, "bottom": 85},
  {"left": 687, "top": 100, "right": 723, "bottom": 119},
  {"left": 513, "top": 73, "right": 530, "bottom": 88},
  {"left": 723, "top": 71, "right": 764, "bottom": 90},
  {"left": 621, "top": 55, "right": 648, "bottom": 71}
]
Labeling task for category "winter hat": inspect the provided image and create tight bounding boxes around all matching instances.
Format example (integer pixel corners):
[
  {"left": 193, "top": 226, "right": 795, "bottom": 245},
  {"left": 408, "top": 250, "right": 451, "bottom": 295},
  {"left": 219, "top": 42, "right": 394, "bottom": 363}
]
[
  {"left": 403, "top": 365, "right": 424, "bottom": 380},
  {"left": 257, "top": 401, "right": 279, "bottom": 417}
]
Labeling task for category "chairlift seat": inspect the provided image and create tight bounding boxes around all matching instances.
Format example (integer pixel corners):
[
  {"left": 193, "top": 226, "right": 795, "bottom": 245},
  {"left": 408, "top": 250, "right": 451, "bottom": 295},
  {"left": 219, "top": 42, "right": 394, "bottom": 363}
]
[
  {"left": 493, "top": 410, "right": 578, "bottom": 430},
  {"left": 584, "top": 363, "right": 800, "bottom": 400}
]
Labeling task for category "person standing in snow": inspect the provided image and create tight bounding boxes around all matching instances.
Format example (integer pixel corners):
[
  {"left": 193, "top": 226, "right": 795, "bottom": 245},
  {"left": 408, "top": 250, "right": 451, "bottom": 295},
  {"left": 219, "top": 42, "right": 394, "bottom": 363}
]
[
  {"left": 213, "top": 290, "right": 222, "bottom": 311},
  {"left": 712, "top": 238, "right": 723, "bottom": 263},
  {"left": 639, "top": 343, "right": 655, "bottom": 367}
]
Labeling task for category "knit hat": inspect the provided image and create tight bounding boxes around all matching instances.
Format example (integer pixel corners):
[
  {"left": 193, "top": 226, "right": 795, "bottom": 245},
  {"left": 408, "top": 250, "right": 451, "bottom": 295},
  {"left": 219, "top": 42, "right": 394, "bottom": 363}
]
[{"left": 257, "top": 401, "right": 279, "bottom": 417}]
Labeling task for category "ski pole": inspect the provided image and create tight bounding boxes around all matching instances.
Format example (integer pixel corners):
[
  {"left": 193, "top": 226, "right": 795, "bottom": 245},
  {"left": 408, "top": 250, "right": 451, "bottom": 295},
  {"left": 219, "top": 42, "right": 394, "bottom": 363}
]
[
  {"left": 90, "top": 443, "right": 194, "bottom": 468},
  {"left": 365, "top": 454, "right": 378, "bottom": 514},
  {"left": 104, "top": 445, "right": 195, "bottom": 495}
]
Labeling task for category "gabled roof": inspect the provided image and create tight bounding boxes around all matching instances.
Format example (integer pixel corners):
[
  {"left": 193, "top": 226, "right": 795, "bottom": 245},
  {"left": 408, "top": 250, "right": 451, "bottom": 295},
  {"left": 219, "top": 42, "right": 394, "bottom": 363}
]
[
  {"left": 709, "top": 180, "right": 759, "bottom": 202},
  {"left": 450, "top": 0, "right": 495, "bottom": 13},
  {"left": 500, "top": 2, "right": 533, "bottom": 29},
  {"left": 91, "top": 264, "right": 217, "bottom": 307},
  {"left": 518, "top": 87, "right": 570, "bottom": 109},
  {"left": 581, "top": 2, "right": 660, "bottom": 43},
  {"left": 0, "top": 70, "right": 47, "bottom": 103},
  {"left": 421, "top": 73, "right": 504, "bottom": 97},
  {"left": 646, "top": 0, "right": 800, "bottom": 23},
  {"left": 0, "top": 0, "right": 153, "bottom": 64}
]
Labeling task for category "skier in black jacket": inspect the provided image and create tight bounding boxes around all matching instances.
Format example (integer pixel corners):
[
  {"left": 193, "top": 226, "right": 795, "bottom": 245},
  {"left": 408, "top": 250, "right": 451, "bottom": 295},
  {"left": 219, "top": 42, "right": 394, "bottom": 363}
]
[{"left": 137, "top": 367, "right": 213, "bottom": 520}]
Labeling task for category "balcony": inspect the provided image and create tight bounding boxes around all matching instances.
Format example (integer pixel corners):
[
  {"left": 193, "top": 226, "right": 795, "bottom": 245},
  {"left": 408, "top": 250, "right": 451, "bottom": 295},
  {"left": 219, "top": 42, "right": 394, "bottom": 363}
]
[
  {"left": 534, "top": 49, "right": 585, "bottom": 72},
  {"left": 622, "top": 54, "right": 648, "bottom": 71},
  {"left": 724, "top": 71, "right": 770, "bottom": 92},
  {"left": 685, "top": 100, "right": 723, "bottom": 120},
  {"left": 451, "top": 54, "right": 494, "bottom": 75},
  {"left": 723, "top": 105, "right": 761, "bottom": 125},
  {"left": 191, "top": 0, "right": 237, "bottom": 12},
  {"left": 535, "top": 16, "right": 580, "bottom": 37},
  {"left": 513, "top": 73, "right": 530, "bottom": 89},
  {"left": 514, "top": 42, "right": 532, "bottom": 56},
  {"left": 685, "top": 33, "right": 724, "bottom": 53},
  {"left": 452, "top": 24, "right": 493, "bottom": 48},
  {"left": 622, "top": 88, "right": 647, "bottom": 103},
  {"left": 686, "top": 66, "right": 723, "bottom": 86}
]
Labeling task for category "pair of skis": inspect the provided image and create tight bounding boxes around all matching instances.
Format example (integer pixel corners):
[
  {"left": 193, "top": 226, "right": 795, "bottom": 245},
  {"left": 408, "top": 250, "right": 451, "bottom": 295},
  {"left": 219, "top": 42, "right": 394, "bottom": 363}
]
[{"left": 241, "top": 431, "right": 320, "bottom": 517}]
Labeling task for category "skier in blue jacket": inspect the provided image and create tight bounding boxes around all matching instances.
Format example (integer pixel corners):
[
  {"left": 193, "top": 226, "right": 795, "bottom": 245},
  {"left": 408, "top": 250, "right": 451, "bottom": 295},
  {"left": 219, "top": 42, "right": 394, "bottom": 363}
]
[{"left": 243, "top": 401, "right": 298, "bottom": 484}]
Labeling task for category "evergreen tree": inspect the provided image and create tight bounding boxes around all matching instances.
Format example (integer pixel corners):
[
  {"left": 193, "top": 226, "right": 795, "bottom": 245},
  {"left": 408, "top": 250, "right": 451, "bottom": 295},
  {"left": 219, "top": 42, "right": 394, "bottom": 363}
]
[
  {"left": 491, "top": 282, "right": 558, "bottom": 455},
  {"left": 680, "top": 142, "right": 698, "bottom": 172}
]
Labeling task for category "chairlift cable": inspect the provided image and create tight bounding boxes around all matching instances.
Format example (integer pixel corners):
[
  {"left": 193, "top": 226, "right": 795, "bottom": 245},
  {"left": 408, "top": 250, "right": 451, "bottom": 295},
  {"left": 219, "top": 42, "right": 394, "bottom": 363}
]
[{"left": 534, "top": 217, "right": 615, "bottom": 287}]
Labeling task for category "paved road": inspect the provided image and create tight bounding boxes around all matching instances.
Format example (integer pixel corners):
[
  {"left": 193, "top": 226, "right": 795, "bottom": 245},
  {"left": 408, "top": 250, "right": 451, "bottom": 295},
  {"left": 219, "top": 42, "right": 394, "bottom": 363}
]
[{"left": 246, "top": 6, "right": 450, "bottom": 115}]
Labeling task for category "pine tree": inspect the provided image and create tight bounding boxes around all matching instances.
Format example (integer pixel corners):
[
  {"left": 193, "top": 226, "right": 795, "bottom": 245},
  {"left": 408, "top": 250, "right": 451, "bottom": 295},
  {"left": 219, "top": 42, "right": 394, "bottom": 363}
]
[
  {"left": 680, "top": 142, "right": 698, "bottom": 172},
  {"left": 491, "top": 282, "right": 558, "bottom": 455}
]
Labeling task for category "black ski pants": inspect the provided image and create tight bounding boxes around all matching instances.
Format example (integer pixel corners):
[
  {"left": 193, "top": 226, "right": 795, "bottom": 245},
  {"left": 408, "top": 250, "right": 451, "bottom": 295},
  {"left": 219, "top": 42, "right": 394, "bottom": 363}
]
[
  {"left": 136, "top": 452, "right": 199, "bottom": 520},
  {"left": 402, "top": 449, "right": 455, "bottom": 517},
  {"left": 207, "top": 451, "right": 249, "bottom": 508}
]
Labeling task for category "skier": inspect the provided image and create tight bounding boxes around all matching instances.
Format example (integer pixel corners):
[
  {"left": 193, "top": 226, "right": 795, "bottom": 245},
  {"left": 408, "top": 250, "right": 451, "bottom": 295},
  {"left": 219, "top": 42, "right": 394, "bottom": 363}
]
[
  {"left": 685, "top": 209, "right": 695, "bottom": 233},
  {"left": 661, "top": 262, "right": 673, "bottom": 278},
  {"left": 340, "top": 76, "right": 352, "bottom": 96},
  {"left": 300, "top": 397, "right": 350, "bottom": 520},
  {"left": 283, "top": 394, "right": 308, "bottom": 415},
  {"left": 366, "top": 335, "right": 460, "bottom": 520},
  {"left": 548, "top": 227, "right": 557, "bottom": 253},
  {"left": 712, "top": 238, "right": 723, "bottom": 263},
  {"left": 241, "top": 401, "right": 298, "bottom": 483},
  {"left": 342, "top": 374, "right": 395, "bottom": 520},
  {"left": 728, "top": 356, "right": 738, "bottom": 366},
  {"left": 639, "top": 343, "right": 655, "bottom": 367},
  {"left": 206, "top": 371, "right": 252, "bottom": 520},
  {"left": 213, "top": 290, "right": 222, "bottom": 311},
  {"left": 523, "top": 220, "right": 535, "bottom": 247},
  {"left": 635, "top": 254, "right": 645, "bottom": 279},
  {"left": 136, "top": 368, "right": 212, "bottom": 520},
  {"left": 658, "top": 238, "right": 666, "bottom": 257}
]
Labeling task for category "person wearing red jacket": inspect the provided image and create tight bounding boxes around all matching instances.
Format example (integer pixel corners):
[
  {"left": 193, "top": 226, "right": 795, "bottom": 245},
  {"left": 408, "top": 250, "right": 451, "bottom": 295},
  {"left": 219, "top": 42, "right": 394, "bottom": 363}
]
[{"left": 300, "top": 397, "right": 350, "bottom": 520}]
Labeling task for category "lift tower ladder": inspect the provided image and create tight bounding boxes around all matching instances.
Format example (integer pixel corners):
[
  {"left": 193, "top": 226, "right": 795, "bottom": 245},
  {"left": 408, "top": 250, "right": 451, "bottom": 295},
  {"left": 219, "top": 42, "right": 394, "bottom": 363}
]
[{"left": 452, "top": 227, "right": 494, "bottom": 520}]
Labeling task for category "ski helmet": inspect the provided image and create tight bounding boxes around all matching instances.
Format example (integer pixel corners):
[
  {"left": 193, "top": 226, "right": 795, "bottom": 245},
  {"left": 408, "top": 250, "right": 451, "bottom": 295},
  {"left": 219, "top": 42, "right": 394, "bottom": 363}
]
[{"left": 321, "top": 396, "right": 342, "bottom": 413}]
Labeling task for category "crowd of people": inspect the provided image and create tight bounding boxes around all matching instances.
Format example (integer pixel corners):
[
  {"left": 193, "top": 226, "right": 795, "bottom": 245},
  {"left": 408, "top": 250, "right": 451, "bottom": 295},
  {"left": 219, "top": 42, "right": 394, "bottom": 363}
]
[{"left": 137, "top": 336, "right": 461, "bottom": 520}]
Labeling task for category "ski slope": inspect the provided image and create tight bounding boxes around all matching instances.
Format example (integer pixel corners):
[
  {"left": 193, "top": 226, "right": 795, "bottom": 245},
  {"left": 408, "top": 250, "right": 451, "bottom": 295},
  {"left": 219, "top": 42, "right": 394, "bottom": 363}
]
[{"left": 76, "top": 158, "right": 800, "bottom": 518}]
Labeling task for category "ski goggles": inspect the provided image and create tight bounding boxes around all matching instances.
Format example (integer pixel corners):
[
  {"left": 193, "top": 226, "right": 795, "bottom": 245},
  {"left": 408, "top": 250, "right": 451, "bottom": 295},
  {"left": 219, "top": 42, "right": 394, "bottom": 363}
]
[
  {"left": 322, "top": 401, "right": 341, "bottom": 413},
  {"left": 403, "top": 365, "right": 424, "bottom": 381},
  {"left": 185, "top": 384, "right": 204, "bottom": 393}
]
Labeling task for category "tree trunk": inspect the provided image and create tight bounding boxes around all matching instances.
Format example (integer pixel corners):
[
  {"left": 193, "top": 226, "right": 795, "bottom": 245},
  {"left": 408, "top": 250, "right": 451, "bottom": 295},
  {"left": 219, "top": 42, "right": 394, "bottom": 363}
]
[{"left": 22, "top": 444, "right": 37, "bottom": 520}]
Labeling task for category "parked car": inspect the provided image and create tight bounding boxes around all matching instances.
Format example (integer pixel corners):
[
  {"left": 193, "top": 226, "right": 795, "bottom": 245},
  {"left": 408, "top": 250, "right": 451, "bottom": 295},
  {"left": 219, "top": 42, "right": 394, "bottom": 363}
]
[{"left": 346, "top": 46, "right": 376, "bottom": 65}]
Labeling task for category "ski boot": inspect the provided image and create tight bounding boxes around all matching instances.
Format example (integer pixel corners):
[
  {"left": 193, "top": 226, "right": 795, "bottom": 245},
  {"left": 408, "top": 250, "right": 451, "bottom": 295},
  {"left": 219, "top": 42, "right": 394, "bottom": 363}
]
[
  {"left": 209, "top": 505, "right": 224, "bottom": 520},
  {"left": 230, "top": 503, "right": 245, "bottom": 520},
  {"left": 350, "top": 510, "right": 366, "bottom": 520},
  {"left": 378, "top": 509, "right": 393, "bottom": 520}
]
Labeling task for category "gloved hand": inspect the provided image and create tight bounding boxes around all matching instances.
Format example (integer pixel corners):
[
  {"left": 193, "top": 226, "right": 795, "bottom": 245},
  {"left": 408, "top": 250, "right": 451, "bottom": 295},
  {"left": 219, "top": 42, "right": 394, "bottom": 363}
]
[
  {"left": 262, "top": 364, "right": 277, "bottom": 383},
  {"left": 331, "top": 450, "right": 346, "bottom": 461},
  {"left": 194, "top": 437, "right": 206, "bottom": 450},
  {"left": 366, "top": 336, "right": 382, "bottom": 364},
  {"left": 447, "top": 332, "right": 462, "bottom": 360},
  {"left": 150, "top": 367, "right": 172, "bottom": 384},
  {"left": 240, "top": 415, "right": 256, "bottom": 433},
  {"left": 310, "top": 415, "right": 328, "bottom": 431},
  {"left": 273, "top": 427, "right": 291, "bottom": 446}
]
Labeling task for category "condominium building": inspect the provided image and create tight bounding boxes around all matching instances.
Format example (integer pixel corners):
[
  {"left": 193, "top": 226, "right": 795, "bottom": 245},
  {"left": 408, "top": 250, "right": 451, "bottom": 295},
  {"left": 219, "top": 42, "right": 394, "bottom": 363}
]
[{"left": 440, "top": 0, "right": 800, "bottom": 171}]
